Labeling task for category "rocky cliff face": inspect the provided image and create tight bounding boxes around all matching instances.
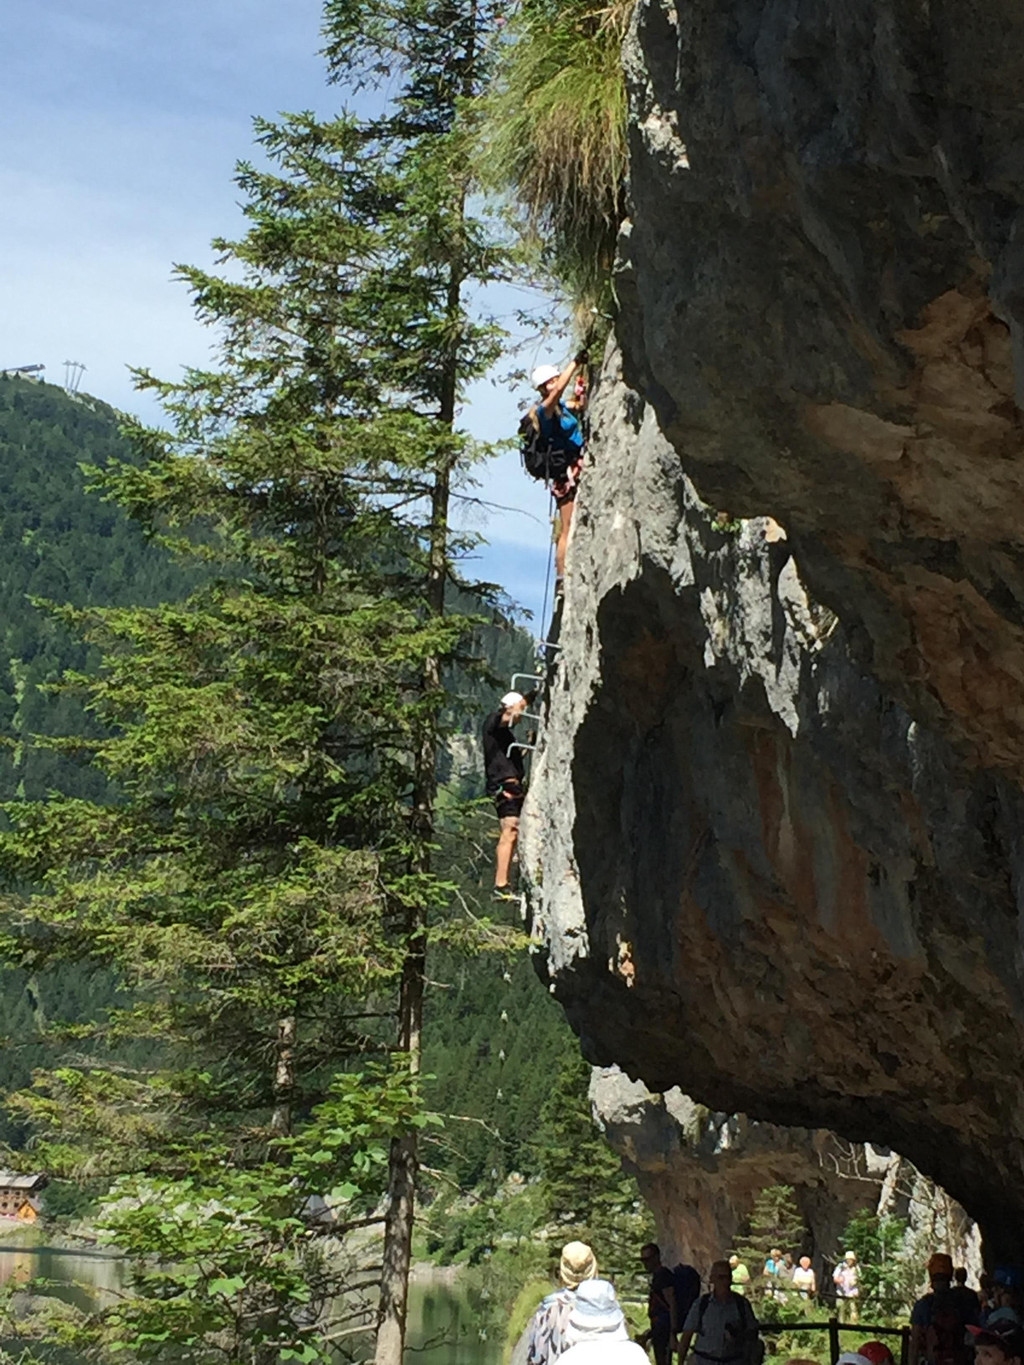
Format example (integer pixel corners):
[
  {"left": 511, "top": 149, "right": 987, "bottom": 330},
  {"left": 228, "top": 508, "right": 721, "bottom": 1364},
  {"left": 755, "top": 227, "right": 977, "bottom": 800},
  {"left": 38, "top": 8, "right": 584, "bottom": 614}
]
[
  {"left": 616, "top": 0, "right": 1024, "bottom": 782},
  {"left": 521, "top": 332, "right": 1024, "bottom": 1261},
  {"left": 589, "top": 1065, "right": 895, "bottom": 1269},
  {"left": 523, "top": 0, "right": 1024, "bottom": 1264}
]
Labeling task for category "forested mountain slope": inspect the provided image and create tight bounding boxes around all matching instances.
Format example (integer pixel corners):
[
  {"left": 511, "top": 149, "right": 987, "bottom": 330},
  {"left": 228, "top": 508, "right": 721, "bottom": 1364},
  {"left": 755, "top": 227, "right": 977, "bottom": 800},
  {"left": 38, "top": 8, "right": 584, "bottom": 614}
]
[
  {"left": 0, "top": 377, "right": 199, "bottom": 1144},
  {"left": 0, "top": 376, "right": 572, "bottom": 1177},
  {"left": 0, "top": 376, "right": 198, "bottom": 803}
]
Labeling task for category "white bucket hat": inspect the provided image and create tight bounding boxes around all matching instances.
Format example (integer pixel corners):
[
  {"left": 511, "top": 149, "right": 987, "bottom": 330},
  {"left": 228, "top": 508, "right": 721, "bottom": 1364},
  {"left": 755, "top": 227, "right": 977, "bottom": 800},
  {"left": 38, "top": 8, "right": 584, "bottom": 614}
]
[{"left": 567, "top": 1279, "right": 627, "bottom": 1341}]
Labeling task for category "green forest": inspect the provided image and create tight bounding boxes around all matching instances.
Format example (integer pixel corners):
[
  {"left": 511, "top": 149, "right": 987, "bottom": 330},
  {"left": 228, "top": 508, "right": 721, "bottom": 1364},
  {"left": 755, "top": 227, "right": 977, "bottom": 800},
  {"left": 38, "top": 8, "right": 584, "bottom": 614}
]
[
  {"left": 0, "top": 378, "right": 199, "bottom": 1148},
  {"left": 0, "top": 374, "right": 646, "bottom": 1362},
  {"left": 0, "top": 1, "right": 650, "bottom": 1361},
  {"left": 0, "top": 376, "right": 570, "bottom": 1170}
]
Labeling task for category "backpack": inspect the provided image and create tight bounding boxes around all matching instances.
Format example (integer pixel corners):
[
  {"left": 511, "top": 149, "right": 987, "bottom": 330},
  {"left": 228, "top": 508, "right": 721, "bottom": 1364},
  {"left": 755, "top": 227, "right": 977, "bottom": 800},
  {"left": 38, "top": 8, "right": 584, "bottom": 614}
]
[
  {"left": 519, "top": 409, "right": 572, "bottom": 483},
  {"left": 672, "top": 1263, "right": 702, "bottom": 1325},
  {"left": 695, "top": 1291, "right": 765, "bottom": 1365},
  {"left": 926, "top": 1292, "right": 970, "bottom": 1365},
  {"left": 526, "top": 1288, "right": 573, "bottom": 1365}
]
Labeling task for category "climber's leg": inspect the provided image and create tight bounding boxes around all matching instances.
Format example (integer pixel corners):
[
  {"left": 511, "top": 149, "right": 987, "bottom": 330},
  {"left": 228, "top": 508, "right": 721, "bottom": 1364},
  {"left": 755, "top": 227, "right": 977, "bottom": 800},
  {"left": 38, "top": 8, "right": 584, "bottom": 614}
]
[
  {"left": 495, "top": 815, "right": 519, "bottom": 892},
  {"left": 555, "top": 498, "right": 574, "bottom": 582},
  {"left": 493, "top": 781, "right": 524, "bottom": 892},
  {"left": 553, "top": 458, "right": 583, "bottom": 584}
]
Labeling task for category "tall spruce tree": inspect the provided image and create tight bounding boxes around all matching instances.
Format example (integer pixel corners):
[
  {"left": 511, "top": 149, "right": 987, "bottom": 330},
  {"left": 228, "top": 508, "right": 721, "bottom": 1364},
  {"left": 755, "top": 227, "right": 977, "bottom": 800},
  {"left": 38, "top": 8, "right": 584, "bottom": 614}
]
[
  {"left": 738, "top": 1185, "right": 806, "bottom": 1301},
  {"left": 536, "top": 1049, "right": 655, "bottom": 1285},
  {"left": 0, "top": 3, "right": 511, "bottom": 1359},
  {"left": 320, "top": 4, "right": 508, "bottom": 1359}
]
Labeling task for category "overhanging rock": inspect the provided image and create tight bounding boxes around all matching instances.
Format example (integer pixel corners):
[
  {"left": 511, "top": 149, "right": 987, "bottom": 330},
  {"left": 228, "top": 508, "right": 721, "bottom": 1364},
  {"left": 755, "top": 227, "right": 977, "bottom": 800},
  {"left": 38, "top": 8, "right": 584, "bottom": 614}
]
[{"left": 521, "top": 346, "right": 1024, "bottom": 1264}]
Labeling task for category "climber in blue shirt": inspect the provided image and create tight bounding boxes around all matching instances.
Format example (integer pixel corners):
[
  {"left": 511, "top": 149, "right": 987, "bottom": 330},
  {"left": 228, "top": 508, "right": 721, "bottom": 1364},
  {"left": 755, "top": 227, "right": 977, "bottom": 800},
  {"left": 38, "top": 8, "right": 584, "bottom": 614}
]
[{"left": 529, "top": 352, "right": 588, "bottom": 590}]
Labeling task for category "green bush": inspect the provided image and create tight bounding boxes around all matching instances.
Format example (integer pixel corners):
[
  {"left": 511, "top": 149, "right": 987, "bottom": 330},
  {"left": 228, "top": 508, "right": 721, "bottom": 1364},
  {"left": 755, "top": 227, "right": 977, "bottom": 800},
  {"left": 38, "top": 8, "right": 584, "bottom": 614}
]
[{"left": 841, "top": 1210, "right": 916, "bottom": 1320}]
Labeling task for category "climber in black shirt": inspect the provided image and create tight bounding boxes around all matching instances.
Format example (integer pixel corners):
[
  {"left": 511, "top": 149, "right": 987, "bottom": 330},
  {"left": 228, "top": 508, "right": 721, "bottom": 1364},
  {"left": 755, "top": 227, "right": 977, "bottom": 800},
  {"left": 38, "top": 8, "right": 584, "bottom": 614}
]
[{"left": 483, "top": 691, "right": 527, "bottom": 897}]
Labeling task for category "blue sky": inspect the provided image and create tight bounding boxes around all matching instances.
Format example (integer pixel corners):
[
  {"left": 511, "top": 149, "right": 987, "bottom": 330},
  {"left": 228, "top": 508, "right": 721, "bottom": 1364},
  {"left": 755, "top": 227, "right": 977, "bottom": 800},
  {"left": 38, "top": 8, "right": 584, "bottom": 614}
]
[{"left": 1, "top": 0, "right": 561, "bottom": 631}]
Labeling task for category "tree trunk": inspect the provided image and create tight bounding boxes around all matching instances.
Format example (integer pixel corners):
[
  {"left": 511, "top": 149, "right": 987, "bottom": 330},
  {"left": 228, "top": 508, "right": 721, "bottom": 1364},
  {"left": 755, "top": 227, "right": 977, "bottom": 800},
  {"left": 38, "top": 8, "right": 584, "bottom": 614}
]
[
  {"left": 374, "top": 10, "right": 479, "bottom": 1360},
  {"left": 270, "top": 1014, "right": 296, "bottom": 1137},
  {"left": 373, "top": 445, "right": 452, "bottom": 1365},
  {"left": 373, "top": 240, "right": 463, "bottom": 1365}
]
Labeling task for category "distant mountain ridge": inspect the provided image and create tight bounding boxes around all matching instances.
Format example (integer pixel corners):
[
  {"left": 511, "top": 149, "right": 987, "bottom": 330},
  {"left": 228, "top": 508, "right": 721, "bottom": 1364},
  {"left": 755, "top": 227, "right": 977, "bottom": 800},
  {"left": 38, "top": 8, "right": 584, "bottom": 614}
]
[{"left": 0, "top": 375, "right": 196, "bottom": 804}]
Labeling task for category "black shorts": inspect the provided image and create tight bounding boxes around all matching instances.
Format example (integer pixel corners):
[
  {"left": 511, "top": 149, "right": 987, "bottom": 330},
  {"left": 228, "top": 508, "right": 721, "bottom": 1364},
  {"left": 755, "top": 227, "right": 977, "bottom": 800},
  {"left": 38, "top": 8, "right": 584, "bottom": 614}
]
[
  {"left": 493, "top": 780, "right": 524, "bottom": 820},
  {"left": 552, "top": 457, "right": 583, "bottom": 508}
]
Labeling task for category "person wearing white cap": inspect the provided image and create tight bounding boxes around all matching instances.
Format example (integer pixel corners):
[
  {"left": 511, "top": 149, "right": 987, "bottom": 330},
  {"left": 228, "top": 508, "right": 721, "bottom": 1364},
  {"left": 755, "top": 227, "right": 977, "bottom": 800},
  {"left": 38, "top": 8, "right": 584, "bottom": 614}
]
[
  {"left": 557, "top": 1279, "right": 648, "bottom": 1363},
  {"left": 526, "top": 351, "right": 589, "bottom": 589},
  {"left": 833, "top": 1250, "right": 860, "bottom": 1323},
  {"left": 482, "top": 689, "right": 529, "bottom": 897}
]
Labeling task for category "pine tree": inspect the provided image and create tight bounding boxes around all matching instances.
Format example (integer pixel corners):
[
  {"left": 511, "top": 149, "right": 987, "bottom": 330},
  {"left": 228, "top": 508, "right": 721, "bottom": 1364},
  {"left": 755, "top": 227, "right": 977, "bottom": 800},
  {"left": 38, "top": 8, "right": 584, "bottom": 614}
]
[
  {"left": 318, "top": 4, "right": 511, "bottom": 1359},
  {"left": 739, "top": 1185, "right": 806, "bottom": 1301},
  {"left": 536, "top": 1048, "right": 655, "bottom": 1286},
  {"left": 0, "top": 5, "right": 515, "bottom": 1359}
]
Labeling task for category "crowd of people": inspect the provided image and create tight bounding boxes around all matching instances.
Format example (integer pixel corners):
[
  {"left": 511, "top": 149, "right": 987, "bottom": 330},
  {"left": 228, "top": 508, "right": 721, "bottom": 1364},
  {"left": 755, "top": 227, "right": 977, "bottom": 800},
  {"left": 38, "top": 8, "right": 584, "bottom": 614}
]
[
  {"left": 748, "top": 1250, "right": 843, "bottom": 1312},
  {"left": 512, "top": 1239, "right": 1024, "bottom": 1365},
  {"left": 516, "top": 1240, "right": 759, "bottom": 1365}
]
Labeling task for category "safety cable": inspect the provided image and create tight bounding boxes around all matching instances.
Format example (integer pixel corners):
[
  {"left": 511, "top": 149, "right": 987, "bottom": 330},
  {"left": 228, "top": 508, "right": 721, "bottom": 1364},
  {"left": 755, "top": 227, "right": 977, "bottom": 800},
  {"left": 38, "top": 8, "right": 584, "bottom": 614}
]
[{"left": 538, "top": 489, "right": 556, "bottom": 644}]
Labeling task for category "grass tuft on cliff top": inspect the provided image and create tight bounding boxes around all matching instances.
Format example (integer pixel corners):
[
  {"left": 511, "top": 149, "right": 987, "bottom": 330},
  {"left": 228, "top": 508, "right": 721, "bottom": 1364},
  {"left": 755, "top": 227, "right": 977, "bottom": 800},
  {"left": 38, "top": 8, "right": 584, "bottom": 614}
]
[{"left": 477, "top": 0, "right": 632, "bottom": 317}]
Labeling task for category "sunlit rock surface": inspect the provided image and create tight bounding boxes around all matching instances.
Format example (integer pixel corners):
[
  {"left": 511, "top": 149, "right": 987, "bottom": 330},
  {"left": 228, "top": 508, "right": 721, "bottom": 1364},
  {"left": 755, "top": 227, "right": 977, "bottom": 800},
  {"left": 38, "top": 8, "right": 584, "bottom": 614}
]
[
  {"left": 589, "top": 1065, "right": 892, "bottom": 1267},
  {"left": 617, "top": 0, "right": 1024, "bottom": 782},
  {"left": 521, "top": 337, "right": 1024, "bottom": 1262},
  {"left": 524, "top": 0, "right": 1024, "bottom": 1262}
]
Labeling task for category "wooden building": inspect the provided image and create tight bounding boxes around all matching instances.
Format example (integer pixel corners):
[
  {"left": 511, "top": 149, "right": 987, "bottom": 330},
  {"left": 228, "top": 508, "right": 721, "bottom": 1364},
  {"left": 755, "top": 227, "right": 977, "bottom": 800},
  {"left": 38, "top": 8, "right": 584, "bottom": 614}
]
[{"left": 0, "top": 1171, "right": 46, "bottom": 1223}]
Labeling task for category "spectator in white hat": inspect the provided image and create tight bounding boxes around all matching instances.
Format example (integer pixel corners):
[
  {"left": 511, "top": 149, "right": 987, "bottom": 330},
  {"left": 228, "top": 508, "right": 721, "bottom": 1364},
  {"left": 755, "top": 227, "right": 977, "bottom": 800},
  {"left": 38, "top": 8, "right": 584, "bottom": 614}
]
[{"left": 558, "top": 1279, "right": 648, "bottom": 1363}]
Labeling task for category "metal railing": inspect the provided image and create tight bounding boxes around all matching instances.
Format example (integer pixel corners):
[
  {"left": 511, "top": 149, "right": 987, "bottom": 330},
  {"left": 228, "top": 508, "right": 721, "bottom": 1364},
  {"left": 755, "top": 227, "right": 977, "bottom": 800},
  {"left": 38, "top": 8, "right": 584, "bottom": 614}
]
[{"left": 757, "top": 1315, "right": 910, "bottom": 1365}]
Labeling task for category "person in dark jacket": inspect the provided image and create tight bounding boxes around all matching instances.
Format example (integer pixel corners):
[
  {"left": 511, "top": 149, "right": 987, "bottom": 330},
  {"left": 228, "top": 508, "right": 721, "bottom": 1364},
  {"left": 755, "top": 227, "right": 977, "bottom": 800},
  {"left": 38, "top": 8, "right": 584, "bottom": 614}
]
[
  {"left": 639, "top": 1243, "right": 679, "bottom": 1365},
  {"left": 483, "top": 690, "right": 528, "bottom": 896}
]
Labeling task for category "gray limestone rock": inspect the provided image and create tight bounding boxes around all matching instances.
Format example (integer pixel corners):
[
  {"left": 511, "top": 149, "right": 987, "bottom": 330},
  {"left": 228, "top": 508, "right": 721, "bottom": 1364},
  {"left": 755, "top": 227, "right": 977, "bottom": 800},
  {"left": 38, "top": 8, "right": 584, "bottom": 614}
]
[
  {"left": 589, "top": 1064, "right": 892, "bottom": 1270},
  {"left": 521, "top": 344, "right": 1024, "bottom": 1263},
  {"left": 617, "top": 0, "right": 1024, "bottom": 783},
  {"left": 588, "top": 1064, "right": 977, "bottom": 1278}
]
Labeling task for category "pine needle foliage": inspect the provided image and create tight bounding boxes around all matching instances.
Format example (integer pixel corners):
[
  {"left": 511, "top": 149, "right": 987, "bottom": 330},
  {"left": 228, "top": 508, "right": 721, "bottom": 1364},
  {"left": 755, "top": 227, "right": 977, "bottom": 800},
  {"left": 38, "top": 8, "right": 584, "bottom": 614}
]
[
  {"left": 0, "top": 6, "right": 517, "bottom": 1359},
  {"left": 536, "top": 1047, "right": 654, "bottom": 1285},
  {"left": 477, "top": 0, "right": 633, "bottom": 312},
  {"left": 738, "top": 1185, "right": 806, "bottom": 1302}
]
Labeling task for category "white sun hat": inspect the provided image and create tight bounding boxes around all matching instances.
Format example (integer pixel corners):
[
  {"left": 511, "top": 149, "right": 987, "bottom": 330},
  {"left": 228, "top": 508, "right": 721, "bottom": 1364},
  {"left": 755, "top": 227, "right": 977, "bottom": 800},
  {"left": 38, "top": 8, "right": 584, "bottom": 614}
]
[{"left": 566, "top": 1279, "right": 627, "bottom": 1340}]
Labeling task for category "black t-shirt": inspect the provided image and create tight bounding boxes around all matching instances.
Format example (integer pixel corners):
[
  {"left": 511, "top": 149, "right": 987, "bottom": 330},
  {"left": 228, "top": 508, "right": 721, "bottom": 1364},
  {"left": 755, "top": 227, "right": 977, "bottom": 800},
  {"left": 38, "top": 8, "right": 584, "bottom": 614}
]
[
  {"left": 650, "top": 1266, "right": 676, "bottom": 1326},
  {"left": 482, "top": 708, "right": 525, "bottom": 794}
]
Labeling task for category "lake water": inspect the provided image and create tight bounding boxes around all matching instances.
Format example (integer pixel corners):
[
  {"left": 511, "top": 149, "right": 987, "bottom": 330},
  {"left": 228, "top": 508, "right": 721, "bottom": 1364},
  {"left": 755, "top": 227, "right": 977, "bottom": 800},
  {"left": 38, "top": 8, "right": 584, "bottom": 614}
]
[
  {"left": 0, "top": 1244, "right": 502, "bottom": 1364},
  {"left": 405, "top": 1271, "right": 503, "bottom": 1365}
]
